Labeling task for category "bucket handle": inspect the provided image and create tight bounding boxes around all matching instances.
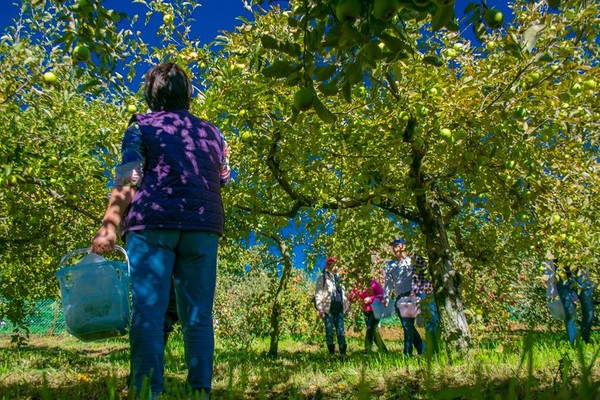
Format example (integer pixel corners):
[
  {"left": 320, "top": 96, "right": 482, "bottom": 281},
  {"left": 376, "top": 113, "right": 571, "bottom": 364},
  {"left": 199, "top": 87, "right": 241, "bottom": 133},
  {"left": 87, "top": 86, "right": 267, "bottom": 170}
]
[{"left": 59, "top": 245, "right": 130, "bottom": 275}]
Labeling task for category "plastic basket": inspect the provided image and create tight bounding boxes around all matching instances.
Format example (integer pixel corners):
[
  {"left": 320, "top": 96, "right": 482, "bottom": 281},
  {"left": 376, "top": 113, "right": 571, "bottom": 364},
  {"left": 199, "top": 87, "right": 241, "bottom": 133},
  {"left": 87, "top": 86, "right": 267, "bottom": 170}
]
[
  {"left": 55, "top": 246, "right": 131, "bottom": 341},
  {"left": 547, "top": 298, "right": 566, "bottom": 320},
  {"left": 371, "top": 298, "right": 394, "bottom": 320}
]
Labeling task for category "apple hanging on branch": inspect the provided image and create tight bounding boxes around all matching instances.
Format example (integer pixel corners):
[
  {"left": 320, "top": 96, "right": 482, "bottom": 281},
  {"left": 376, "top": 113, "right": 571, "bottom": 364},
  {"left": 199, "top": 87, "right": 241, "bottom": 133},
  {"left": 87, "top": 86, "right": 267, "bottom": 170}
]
[{"left": 255, "top": 0, "right": 468, "bottom": 122}]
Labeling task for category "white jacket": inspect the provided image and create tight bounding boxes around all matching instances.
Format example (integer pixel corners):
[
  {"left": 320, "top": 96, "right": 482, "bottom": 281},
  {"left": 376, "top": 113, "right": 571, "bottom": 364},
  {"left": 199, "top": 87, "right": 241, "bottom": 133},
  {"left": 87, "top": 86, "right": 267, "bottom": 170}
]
[{"left": 314, "top": 270, "right": 349, "bottom": 315}]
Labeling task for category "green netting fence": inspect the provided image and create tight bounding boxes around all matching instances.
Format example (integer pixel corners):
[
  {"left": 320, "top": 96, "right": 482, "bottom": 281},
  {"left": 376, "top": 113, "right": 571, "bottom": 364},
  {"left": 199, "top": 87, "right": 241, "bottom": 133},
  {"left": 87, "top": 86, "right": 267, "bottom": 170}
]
[{"left": 0, "top": 299, "right": 66, "bottom": 335}]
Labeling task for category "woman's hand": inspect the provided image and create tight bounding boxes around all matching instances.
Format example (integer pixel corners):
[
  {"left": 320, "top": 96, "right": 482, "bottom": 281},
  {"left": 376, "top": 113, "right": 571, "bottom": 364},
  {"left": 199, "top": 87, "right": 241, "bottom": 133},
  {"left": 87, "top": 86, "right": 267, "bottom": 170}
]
[{"left": 91, "top": 223, "right": 117, "bottom": 254}]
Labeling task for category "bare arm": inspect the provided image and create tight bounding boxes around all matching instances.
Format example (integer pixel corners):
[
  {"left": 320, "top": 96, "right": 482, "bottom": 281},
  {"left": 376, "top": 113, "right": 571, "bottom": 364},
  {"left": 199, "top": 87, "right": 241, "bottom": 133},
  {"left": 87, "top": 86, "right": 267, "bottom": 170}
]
[{"left": 91, "top": 186, "right": 135, "bottom": 254}]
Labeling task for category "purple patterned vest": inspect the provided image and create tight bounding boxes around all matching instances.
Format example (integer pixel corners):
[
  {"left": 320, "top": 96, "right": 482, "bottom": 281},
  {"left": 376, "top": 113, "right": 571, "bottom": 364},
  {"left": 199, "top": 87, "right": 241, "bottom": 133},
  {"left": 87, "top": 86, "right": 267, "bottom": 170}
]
[{"left": 123, "top": 110, "right": 225, "bottom": 235}]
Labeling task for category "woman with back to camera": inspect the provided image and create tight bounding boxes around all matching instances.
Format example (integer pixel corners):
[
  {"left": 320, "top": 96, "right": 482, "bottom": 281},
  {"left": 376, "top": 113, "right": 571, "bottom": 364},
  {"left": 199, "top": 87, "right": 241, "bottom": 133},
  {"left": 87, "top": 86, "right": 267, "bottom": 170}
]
[{"left": 91, "top": 63, "right": 230, "bottom": 399}]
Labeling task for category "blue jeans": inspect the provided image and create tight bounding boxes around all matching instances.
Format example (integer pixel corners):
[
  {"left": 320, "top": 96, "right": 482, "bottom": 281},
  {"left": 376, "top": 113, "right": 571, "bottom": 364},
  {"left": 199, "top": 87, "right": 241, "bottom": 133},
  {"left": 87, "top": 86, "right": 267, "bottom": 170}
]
[
  {"left": 417, "top": 293, "right": 440, "bottom": 354},
  {"left": 323, "top": 311, "right": 346, "bottom": 347},
  {"left": 395, "top": 296, "right": 423, "bottom": 356},
  {"left": 556, "top": 278, "right": 595, "bottom": 344},
  {"left": 126, "top": 230, "right": 220, "bottom": 396}
]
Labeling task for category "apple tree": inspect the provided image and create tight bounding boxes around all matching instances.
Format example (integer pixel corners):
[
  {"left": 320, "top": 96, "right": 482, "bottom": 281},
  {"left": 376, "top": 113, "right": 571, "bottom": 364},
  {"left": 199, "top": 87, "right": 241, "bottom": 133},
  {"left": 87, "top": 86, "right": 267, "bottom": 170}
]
[{"left": 195, "top": 0, "right": 599, "bottom": 352}]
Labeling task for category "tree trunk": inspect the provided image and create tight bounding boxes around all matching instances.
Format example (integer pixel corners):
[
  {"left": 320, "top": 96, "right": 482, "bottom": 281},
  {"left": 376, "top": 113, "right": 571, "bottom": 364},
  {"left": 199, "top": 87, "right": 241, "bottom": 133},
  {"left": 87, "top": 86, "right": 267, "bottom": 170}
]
[
  {"left": 268, "top": 235, "right": 293, "bottom": 357},
  {"left": 416, "top": 194, "right": 471, "bottom": 352},
  {"left": 407, "top": 117, "right": 470, "bottom": 352}
]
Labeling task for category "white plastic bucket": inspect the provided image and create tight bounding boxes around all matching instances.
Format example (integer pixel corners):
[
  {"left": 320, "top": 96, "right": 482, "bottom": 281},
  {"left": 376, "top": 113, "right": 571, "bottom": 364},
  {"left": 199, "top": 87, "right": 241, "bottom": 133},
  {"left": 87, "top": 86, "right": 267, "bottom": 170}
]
[{"left": 55, "top": 246, "right": 131, "bottom": 341}]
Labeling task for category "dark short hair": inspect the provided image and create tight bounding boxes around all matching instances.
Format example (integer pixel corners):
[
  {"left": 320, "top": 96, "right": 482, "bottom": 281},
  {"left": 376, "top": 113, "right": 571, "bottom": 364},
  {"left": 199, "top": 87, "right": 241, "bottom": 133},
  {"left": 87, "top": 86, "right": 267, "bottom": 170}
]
[{"left": 143, "top": 63, "right": 192, "bottom": 111}]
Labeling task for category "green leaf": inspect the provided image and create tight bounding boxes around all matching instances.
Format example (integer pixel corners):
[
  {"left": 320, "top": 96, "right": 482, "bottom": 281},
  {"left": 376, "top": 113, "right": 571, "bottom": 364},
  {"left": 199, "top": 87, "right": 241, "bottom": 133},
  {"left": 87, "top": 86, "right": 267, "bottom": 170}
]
[
  {"left": 423, "top": 55, "right": 443, "bottom": 67},
  {"left": 262, "top": 61, "right": 298, "bottom": 78},
  {"left": 360, "top": 41, "right": 384, "bottom": 64},
  {"left": 379, "top": 33, "right": 410, "bottom": 54},
  {"left": 317, "top": 81, "right": 339, "bottom": 97},
  {"left": 279, "top": 41, "right": 302, "bottom": 57},
  {"left": 345, "top": 61, "right": 363, "bottom": 84},
  {"left": 464, "top": 2, "right": 480, "bottom": 14},
  {"left": 431, "top": 4, "right": 455, "bottom": 31},
  {"left": 314, "top": 64, "right": 337, "bottom": 82},
  {"left": 473, "top": 20, "right": 486, "bottom": 42},
  {"left": 313, "top": 97, "right": 337, "bottom": 124},
  {"left": 535, "top": 52, "right": 554, "bottom": 62},
  {"left": 523, "top": 24, "right": 545, "bottom": 52},
  {"left": 284, "top": 73, "right": 302, "bottom": 87},
  {"left": 260, "top": 35, "right": 279, "bottom": 50},
  {"left": 547, "top": 0, "right": 561, "bottom": 9},
  {"left": 77, "top": 79, "right": 102, "bottom": 93},
  {"left": 342, "top": 80, "right": 351, "bottom": 103}
]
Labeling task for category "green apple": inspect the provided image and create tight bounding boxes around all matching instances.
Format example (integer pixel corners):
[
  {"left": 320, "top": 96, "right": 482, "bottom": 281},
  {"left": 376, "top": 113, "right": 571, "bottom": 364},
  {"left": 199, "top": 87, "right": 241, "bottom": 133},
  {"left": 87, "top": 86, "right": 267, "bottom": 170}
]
[
  {"left": 552, "top": 214, "right": 561, "bottom": 223},
  {"left": 293, "top": 88, "right": 315, "bottom": 111},
  {"left": 570, "top": 82, "right": 582, "bottom": 93},
  {"left": 440, "top": 127, "right": 452, "bottom": 140},
  {"left": 559, "top": 233, "right": 567, "bottom": 241},
  {"left": 484, "top": 8, "right": 504, "bottom": 29},
  {"left": 241, "top": 131, "right": 253, "bottom": 141},
  {"left": 464, "top": 151, "right": 475, "bottom": 161},
  {"left": 413, "top": 136, "right": 425, "bottom": 147},
  {"left": 373, "top": 0, "right": 400, "bottom": 21},
  {"left": 42, "top": 71, "right": 57, "bottom": 85},
  {"left": 528, "top": 71, "right": 540, "bottom": 81},
  {"left": 583, "top": 79, "right": 597, "bottom": 89},
  {"left": 230, "top": 63, "right": 245, "bottom": 71},
  {"left": 453, "top": 42, "right": 464, "bottom": 51},
  {"left": 73, "top": 44, "right": 91, "bottom": 62},
  {"left": 127, "top": 104, "right": 137, "bottom": 113},
  {"left": 442, "top": 48, "right": 457, "bottom": 58},
  {"left": 335, "top": 0, "right": 362, "bottom": 22},
  {"left": 486, "top": 41, "right": 497, "bottom": 51},
  {"left": 399, "top": 111, "right": 410, "bottom": 122},
  {"left": 163, "top": 13, "right": 174, "bottom": 25}
]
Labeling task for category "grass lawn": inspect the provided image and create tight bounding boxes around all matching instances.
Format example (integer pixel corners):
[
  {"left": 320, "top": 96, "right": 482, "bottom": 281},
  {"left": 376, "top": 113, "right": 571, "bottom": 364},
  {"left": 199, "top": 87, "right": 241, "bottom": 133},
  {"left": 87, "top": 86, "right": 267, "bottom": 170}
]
[{"left": 0, "top": 327, "right": 598, "bottom": 399}]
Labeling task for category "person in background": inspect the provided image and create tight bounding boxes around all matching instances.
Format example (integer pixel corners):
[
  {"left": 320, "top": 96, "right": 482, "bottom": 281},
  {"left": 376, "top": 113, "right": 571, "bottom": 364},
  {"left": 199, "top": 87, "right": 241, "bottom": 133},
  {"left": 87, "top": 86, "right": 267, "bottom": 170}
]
[
  {"left": 546, "top": 257, "right": 595, "bottom": 344},
  {"left": 91, "top": 63, "right": 230, "bottom": 399},
  {"left": 384, "top": 238, "right": 440, "bottom": 356},
  {"left": 349, "top": 274, "right": 388, "bottom": 354},
  {"left": 315, "top": 257, "right": 350, "bottom": 355}
]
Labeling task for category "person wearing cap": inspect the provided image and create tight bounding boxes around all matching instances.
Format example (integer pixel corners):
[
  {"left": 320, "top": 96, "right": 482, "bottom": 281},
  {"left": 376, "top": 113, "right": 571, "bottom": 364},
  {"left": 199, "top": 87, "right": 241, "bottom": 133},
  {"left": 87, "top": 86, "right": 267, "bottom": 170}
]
[
  {"left": 384, "top": 238, "right": 439, "bottom": 356},
  {"left": 314, "top": 257, "right": 350, "bottom": 355}
]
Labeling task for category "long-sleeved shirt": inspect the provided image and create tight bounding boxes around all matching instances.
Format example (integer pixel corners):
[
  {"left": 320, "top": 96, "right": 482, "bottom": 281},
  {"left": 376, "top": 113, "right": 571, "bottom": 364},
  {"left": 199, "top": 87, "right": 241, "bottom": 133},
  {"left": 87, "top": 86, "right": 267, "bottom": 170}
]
[{"left": 384, "top": 254, "right": 433, "bottom": 302}]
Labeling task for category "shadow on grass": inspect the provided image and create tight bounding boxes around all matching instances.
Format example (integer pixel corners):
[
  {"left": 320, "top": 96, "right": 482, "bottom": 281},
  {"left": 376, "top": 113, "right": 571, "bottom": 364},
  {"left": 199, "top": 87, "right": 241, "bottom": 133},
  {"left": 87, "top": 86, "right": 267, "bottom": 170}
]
[{"left": 1, "top": 332, "right": 598, "bottom": 399}]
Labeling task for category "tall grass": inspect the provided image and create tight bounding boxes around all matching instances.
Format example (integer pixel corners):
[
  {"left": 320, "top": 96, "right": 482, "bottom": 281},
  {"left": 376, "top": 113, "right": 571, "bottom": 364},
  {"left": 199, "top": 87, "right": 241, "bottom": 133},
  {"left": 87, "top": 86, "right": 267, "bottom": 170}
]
[{"left": 0, "top": 329, "right": 598, "bottom": 399}]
